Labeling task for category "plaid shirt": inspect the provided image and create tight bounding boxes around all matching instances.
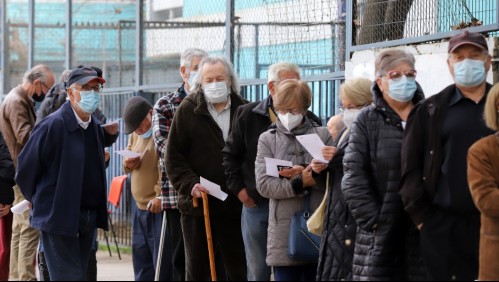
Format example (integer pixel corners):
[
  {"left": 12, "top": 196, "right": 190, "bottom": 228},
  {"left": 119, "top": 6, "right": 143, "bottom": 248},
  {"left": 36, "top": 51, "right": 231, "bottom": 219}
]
[{"left": 152, "top": 85, "right": 187, "bottom": 210}]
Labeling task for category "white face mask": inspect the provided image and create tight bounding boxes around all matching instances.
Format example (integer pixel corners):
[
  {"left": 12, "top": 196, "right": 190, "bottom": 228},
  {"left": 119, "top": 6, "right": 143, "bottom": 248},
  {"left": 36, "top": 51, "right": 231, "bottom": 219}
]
[
  {"left": 203, "top": 81, "right": 229, "bottom": 104},
  {"left": 278, "top": 112, "right": 303, "bottom": 132},
  {"left": 343, "top": 108, "right": 361, "bottom": 129}
]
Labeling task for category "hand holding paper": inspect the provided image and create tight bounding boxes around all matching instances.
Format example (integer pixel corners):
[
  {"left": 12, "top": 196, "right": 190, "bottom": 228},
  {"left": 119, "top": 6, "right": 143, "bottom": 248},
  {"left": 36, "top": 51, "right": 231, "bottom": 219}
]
[
  {"left": 11, "top": 199, "right": 30, "bottom": 214},
  {"left": 115, "top": 149, "right": 143, "bottom": 159},
  {"left": 264, "top": 157, "right": 293, "bottom": 177},
  {"left": 200, "top": 177, "right": 228, "bottom": 201},
  {"left": 296, "top": 134, "right": 328, "bottom": 163}
]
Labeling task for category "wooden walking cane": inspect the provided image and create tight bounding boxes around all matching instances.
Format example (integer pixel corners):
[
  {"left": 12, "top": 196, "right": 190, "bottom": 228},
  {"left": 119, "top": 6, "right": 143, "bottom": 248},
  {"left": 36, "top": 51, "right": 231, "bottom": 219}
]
[{"left": 193, "top": 192, "right": 217, "bottom": 281}]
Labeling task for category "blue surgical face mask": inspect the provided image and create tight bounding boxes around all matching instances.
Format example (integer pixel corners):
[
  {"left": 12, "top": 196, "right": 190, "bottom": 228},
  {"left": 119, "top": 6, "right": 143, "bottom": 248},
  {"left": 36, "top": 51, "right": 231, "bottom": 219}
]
[
  {"left": 453, "top": 59, "right": 486, "bottom": 87},
  {"left": 140, "top": 126, "right": 153, "bottom": 139},
  {"left": 78, "top": 90, "right": 100, "bottom": 114},
  {"left": 387, "top": 76, "right": 417, "bottom": 102}
]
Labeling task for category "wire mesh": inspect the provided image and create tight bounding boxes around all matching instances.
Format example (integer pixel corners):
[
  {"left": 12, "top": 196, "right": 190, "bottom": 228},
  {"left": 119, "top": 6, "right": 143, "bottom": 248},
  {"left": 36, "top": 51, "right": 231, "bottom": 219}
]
[{"left": 354, "top": 0, "right": 498, "bottom": 45}]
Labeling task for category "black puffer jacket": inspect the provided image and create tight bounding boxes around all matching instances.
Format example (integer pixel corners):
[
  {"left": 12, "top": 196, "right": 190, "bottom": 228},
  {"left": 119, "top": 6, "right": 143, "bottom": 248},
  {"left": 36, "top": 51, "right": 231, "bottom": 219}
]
[
  {"left": 317, "top": 128, "right": 356, "bottom": 281},
  {"left": 341, "top": 83, "right": 427, "bottom": 281}
]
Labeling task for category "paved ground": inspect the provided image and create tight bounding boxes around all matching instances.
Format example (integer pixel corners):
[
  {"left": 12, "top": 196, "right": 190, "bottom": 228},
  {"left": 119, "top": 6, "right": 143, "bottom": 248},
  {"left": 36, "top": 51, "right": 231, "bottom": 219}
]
[{"left": 96, "top": 249, "right": 134, "bottom": 281}]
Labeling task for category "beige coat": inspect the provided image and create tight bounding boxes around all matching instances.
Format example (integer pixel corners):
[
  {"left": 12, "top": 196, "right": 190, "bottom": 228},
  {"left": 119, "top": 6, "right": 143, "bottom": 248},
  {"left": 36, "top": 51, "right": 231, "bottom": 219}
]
[
  {"left": 255, "top": 117, "right": 333, "bottom": 266},
  {"left": 467, "top": 133, "right": 499, "bottom": 281},
  {"left": 0, "top": 85, "right": 36, "bottom": 167}
]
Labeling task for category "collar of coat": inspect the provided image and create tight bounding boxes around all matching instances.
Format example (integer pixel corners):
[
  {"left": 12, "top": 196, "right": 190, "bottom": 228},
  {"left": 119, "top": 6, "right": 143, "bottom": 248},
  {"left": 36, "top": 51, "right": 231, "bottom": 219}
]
[
  {"left": 60, "top": 101, "right": 100, "bottom": 133},
  {"left": 252, "top": 95, "right": 273, "bottom": 117}
]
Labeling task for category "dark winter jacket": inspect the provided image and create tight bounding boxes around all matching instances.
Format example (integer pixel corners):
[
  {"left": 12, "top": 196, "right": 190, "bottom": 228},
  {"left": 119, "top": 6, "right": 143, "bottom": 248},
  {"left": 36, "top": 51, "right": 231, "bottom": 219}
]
[
  {"left": 341, "top": 83, "right": 426, "bottom": 280},
  {"left": 166, "top": 91, "right": 247, "bottom": 216},
  {"left": 0, "top": 131, "right": 14, "bottom": 205},
  {"left": 316, "top": 127, "right": 356, "bottom": 281},
  {"left": 399, "top": 83, "right": 493, "bottom": 226},
  {"left": 16, "top": 102, "right": 109, "bottom": 236},
  {"left": 222, "top": 95, "right": 322, "bottom": 205}
]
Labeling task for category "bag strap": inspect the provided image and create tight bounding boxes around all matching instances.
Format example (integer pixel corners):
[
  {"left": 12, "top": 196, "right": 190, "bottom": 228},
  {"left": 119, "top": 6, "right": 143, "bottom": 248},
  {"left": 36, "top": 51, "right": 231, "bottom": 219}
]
[{"left": 303, "top": 191, "right": 312, "bottom": 214}]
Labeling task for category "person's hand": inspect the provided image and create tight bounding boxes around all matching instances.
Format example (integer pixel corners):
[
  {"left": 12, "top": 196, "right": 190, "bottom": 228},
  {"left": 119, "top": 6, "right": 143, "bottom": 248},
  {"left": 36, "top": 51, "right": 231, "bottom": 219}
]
[
  {"left": 417, "top": 223, "right": 423, "bottom": 230},
  {"left": 301, "top": 165, "right": 316, "bottom": 187},
  {"left": 0, "top": 204, "right": 11, "bottom": 217},
  {"left": 147, "top": 198, "right": 162, "bottom": 214},
  {"left": 124, "top": 156, "right": 141, "bottom": 170},
  {"left": 310, "top": 159, "right": 328, "bottom": 174},
  {"left": 191, "top": 183, "right": 210, "bottom": 198},
  {"left": 237, "top": 188, "right": 256, "bottom": 208},
  {"left": 102, "top": 122, "right": 119, "bottom": 135},
  {"left": 278, "top": 165, "right": 305, "bottom": 179},
  {"left": 321, "top": 146, "right": 337, "bottom": 161},
  {"left": 104, "top": 151, "right": 110, "bottom": 162}
]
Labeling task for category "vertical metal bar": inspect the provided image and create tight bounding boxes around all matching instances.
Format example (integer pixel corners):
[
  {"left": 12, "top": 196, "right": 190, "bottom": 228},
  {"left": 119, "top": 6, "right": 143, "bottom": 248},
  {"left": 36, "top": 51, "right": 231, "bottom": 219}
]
[
  {"left": 0, "top": 0, "right": 6, "bottom": 94},
  {"left": 496, "top": 0, "right": 499, "bottom": 28},
  {"left": 118, "top": 21, "right": 122, "bottom": 88},
  {"left": 135, "top": 0, "right": 143, "bottom": 94},
  {"left": 345, "top": 0, "right": 353, "bottom": 71},
  {"left": 65, "top": 0, "right": 72, "bottom": 70},
  {"left": 225, "top": 0, "right": 234, "bottom": 63},
  {"left": 255, "top": 24, "right": 260, "bottom": 99},
  {"left": 28, "top": 0, "right": 34, "bottom": 69}
]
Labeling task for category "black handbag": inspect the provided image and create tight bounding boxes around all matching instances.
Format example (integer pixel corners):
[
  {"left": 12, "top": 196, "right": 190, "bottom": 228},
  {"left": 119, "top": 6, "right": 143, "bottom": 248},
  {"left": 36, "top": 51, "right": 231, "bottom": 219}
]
[{"left": 287, "top": 192, "right": 321, "bottom": 262}]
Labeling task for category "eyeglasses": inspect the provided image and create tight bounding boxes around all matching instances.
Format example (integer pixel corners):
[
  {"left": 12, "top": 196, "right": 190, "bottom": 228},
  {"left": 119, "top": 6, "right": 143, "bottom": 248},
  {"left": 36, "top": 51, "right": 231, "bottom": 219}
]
[
  {"left": 383, "top": 70, "right": 417, "bottom": 81},
  {"left": 80, "top": 84, "right": 103, "bottom": 92},
  {"left": 339, "top": 104, "right": 368, "bottom": 112}
]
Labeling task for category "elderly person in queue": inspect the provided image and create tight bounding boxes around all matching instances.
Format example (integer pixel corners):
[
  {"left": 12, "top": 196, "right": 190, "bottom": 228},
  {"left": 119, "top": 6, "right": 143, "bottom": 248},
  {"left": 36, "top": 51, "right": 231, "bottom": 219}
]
[
  {"left": 255, "top": 79, "right": 334, "bottom": 281},
  {"left": 341, "top": 49, "right": 427, "bottom": 280},
  {"left": 467, "top": 83, "right": 499, "bottom": 281},
  {"left": 165, "top": 56, "right": 247, "bottom": 281},
  {"left": 316, "top": 77, "right": 373, "bottom": 281},
  {"left": 15, "top": 68, "right": 109, "bottom": 280}
]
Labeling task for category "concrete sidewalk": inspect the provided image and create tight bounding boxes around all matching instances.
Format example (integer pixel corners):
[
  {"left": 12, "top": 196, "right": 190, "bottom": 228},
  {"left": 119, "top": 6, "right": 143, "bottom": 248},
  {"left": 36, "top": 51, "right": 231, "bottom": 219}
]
[{"left": 96, "top": 249, "right": 134, "bottom": 281}]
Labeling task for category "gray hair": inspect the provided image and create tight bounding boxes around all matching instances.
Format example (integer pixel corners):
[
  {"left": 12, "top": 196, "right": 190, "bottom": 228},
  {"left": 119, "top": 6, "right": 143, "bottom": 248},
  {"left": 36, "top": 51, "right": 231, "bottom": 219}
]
[
  {"left": 267, "top": 62, "right": 301, "bottom": 83},
  {"left": 375, "top": 49, "right": 415, "bottom": 78},
  {"left": 23, "top": 64, "right": 52, "bottom": 84},
  {"left": 191, "top": 56, "right": 240, "bottom": 95},
  {"left": 59, "top": 70, "right": 72, "bottom": 83},
  {"left": 180, "top": 48, "right": 209, "bottom": 68}
]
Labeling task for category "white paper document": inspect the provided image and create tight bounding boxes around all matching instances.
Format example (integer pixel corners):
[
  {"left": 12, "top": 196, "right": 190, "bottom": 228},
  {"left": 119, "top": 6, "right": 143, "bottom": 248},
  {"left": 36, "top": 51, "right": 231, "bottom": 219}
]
[
  {"left": 200, "top": 177, "right": 228, "bottom": 201},
  {"left": 264, "top": 157, "right": 293, "bottom": 178},
  {"left": 115, "top": 149, "right": 143, "bottom": 159},
  {"left": 11, "top": 199, "right": 30, "bottom": 214},
  {"left": 296, "top": 134, "right": 328, "bottom": 163}
]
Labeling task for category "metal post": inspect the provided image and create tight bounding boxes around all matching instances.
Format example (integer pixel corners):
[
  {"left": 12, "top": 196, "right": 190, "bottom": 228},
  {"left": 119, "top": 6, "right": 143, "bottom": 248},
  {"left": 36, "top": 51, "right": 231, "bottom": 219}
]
[
  {"left": 254, "top": 24, "right": 259, "bottom": 79},
  {"left": 65, "top": 0, "right": 72, "bottom": 70},
  {"left": 345, "top": 0, "right": 353, "bottom": 72},
  {"left": 135, "top": 0, "right": 143, "bottom": 94},
  {"left": 0, "top": 0, "right": 6, "bottom": 94},
  {"left": 28, "top": 0, "right": 34, "bottom": 69},
  {"left": 225, "top": 0, "right": 234, "bottom": 63}
]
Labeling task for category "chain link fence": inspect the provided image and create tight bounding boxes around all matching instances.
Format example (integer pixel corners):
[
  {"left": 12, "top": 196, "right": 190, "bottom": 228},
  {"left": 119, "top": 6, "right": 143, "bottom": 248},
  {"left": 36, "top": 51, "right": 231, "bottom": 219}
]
[{"left": 354, "top": 0, "right": 497, "bottom": 45}]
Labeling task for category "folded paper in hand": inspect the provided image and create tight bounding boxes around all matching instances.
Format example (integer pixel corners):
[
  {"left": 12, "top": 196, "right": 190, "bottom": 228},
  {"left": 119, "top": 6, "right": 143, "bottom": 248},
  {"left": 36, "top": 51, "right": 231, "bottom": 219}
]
[
  {"left": 11, "top": 199, "right": 30, "bottom": 214},
  {"left": 200, "top": 177, "right": 228, "bottom": 201},
  {"left": 115, "top": 149, "right": 143, "bottom": 159},
  {"left": 296, "top": 134, "right": 328, "bottom": 163},
  {"left": 264, "top": 157, "right": 293, "bottom": 177}
]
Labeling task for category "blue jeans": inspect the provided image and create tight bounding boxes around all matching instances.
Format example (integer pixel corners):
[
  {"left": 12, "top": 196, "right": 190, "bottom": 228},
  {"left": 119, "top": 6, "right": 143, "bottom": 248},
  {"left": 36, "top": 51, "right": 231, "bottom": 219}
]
[
  {"left": 41, "top": 209, "right": 97, "bottom": 281},
  {"left": 273, "top": 264, "right": 317, "bottom": 281},
  {"left": 132, "top": 208, "right": 172, "bottom": 281},
  {"left": 241, "top": 200, "right": 271, "bottom": 281}
]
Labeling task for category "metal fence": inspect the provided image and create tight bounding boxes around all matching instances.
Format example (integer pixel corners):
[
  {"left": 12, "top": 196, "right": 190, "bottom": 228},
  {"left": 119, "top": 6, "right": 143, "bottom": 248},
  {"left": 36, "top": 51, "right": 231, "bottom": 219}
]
[{"left": 2, "top": 0, "right": 499, "bottom": 247}]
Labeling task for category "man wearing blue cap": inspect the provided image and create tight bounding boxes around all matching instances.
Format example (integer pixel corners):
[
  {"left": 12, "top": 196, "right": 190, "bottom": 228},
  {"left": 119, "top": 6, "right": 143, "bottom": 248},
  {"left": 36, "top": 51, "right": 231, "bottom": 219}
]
[{"left": 15, "top": 67, "right": 111, "bottom": 280}]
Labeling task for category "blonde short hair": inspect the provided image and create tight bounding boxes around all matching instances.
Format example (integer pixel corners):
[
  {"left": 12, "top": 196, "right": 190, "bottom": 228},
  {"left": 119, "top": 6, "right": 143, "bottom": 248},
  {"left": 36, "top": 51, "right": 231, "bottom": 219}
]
[
  {"left": 274, "top": 80, "right": 312, "bottom": 112},
  {"left": 340, "top": 77, "right": 373, "bottom": 106},
  {"left": 484, "top": 83, "right": 499, "bottom": 131}
]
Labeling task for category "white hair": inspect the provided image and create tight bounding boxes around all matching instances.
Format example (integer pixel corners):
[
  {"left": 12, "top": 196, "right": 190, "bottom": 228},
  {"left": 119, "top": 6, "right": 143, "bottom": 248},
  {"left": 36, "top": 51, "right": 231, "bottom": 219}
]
[
  {"left": 267, "top": 62, "right": 301, "bottom": 83},
  {"left": 180, "top": 48, "right": 209, "bottom": 68}
]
